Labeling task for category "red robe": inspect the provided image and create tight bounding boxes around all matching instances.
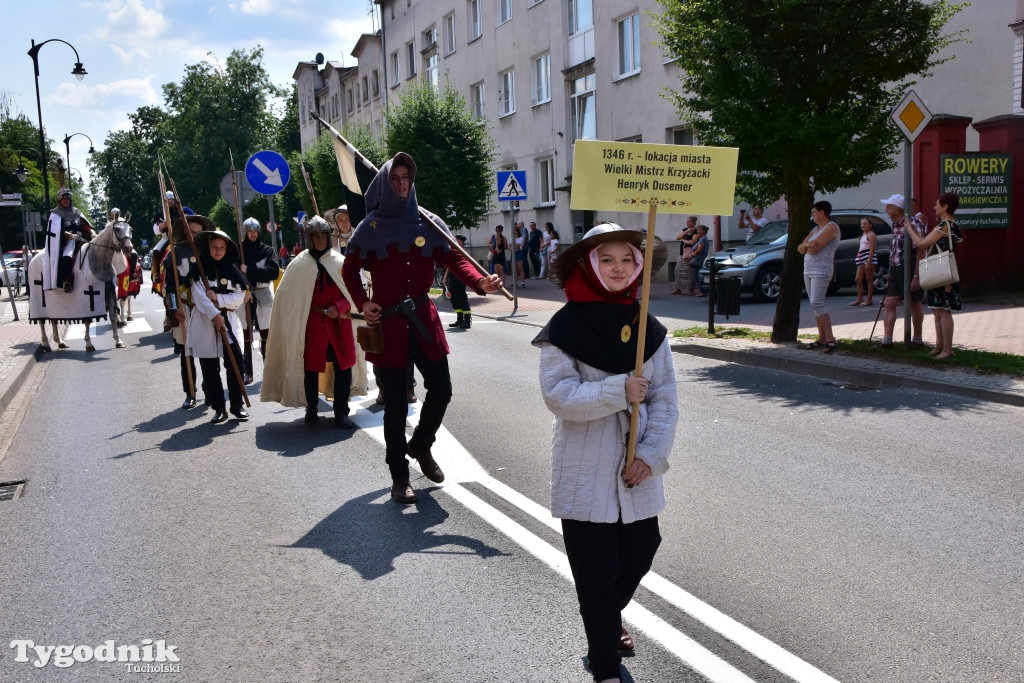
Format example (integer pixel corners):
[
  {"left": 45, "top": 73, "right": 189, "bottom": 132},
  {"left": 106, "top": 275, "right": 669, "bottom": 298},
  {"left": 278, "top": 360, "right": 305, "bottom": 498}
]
[{"left": 304, "top": 274, "right": 354, "bottom": 372}]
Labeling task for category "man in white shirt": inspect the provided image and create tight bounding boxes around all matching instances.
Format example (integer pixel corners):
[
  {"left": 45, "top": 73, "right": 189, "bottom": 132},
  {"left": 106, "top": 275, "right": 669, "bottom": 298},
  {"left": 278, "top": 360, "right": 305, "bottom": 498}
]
[{"left": 741, "top": 205, "right": 768, "bottom": 242}]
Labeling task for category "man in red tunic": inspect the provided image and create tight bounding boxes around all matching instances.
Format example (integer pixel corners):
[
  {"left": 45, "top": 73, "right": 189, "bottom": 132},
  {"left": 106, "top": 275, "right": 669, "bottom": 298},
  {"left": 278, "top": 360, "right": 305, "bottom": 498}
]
[{"left": 343, "top": 153, "right": 501, "bottom": 504}]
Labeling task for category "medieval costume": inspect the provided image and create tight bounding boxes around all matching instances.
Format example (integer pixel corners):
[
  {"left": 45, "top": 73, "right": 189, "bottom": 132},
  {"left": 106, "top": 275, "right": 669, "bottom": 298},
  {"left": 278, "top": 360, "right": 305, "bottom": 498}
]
[
  {"left": 261, "top": 216, "right": 358, "bottom": 429},
  {"left": 187, "top": 230, "right": 250, "bottom": 423},
  {"left": 240, "top": 217, "right": 280, "bottom": 383},
  {"left": 44, "top": 187, "right": 94, "bottom": 292},
  {"left": 164, "top": 215, "right": 215, "bottom": 410},
  {"left": 341, "top": 152, "right": 495, "bottom": 504},
  {"left": 531, "top": 224, "right": 678, "bottom": 683}
]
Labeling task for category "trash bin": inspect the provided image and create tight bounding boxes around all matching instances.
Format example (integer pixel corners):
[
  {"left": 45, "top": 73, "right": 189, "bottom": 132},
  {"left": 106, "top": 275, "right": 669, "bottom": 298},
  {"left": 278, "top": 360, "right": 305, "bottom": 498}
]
[{"left": 716, "top": 277, "right": 741, "bottom": 316}]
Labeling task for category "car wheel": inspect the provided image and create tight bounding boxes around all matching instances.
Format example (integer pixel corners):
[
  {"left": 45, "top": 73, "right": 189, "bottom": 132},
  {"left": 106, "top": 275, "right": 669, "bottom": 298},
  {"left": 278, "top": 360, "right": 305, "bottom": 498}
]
[
  {"left": 873, "top": 264, "right": 889, "bottom": 294},
  {"left": 753, "top": 265, "right": 782, "bottom": 303}
]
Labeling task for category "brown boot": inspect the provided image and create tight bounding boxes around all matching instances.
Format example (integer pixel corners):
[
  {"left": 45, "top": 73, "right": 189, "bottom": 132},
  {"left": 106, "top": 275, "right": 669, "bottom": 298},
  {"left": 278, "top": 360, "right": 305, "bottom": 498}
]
[
  {"left": 407, "top": 444, "right": 444, "bottom": 483},
  {"left": 391, "top": 480, "right": 417, "bottom": 504}
]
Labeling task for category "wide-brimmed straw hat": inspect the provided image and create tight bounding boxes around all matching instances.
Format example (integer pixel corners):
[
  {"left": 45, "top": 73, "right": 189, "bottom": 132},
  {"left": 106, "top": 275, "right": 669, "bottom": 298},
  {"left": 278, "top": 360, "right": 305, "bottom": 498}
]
[
  {"left": 549, "top": 223, "right": 644, "bottom": 289},
  {"left": 193, "top": 229, "right": 239, "bottom": 262}
]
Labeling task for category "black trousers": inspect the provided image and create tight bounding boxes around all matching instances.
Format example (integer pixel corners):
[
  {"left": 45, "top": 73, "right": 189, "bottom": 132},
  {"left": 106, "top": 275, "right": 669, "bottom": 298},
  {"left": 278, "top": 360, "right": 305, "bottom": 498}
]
[
  {"left": 448, "top": 281, "right": 470, "bottom": 316},
  {"left": 176, "top": 343, "right": 198, "bottom": 398},
  {"left": 376, "top": 333, "right": 452, "bottom": 482},
  {"left": 304, "top": 348, "right": 352, "bottom": 417},
  {"left": 561, "top": 516, "right": 661, "bottom": 681},
  {"left": 529, "top": 250, "right": 541, "bottom": 277},
  {"left": 198, "top": 341, "right": 245, "bottom": 412}
]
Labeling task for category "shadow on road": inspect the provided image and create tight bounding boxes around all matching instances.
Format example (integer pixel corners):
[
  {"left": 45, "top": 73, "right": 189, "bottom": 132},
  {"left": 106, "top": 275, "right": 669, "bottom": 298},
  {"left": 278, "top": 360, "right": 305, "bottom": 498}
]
[{"left": 291, "top": 487, "right": 506, "bottom": 580}]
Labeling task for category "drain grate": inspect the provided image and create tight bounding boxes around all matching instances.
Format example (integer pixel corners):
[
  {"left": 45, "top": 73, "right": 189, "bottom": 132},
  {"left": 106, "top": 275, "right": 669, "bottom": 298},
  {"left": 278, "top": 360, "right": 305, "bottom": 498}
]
[{"left": 0, "top": 481, "right": 26, "bottom": 501}]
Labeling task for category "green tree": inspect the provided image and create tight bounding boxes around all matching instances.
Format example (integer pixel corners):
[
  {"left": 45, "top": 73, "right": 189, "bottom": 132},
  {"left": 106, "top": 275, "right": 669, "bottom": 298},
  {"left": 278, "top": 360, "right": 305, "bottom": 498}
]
[
  {"left": 161, "top": 47, "right": 285, "bottom": 215},
  {"left": 655, "top": 0, "right": 966, "bottom": 341},
  {"left": 384, "top": 81, "right": 496, "bottom": 231}
]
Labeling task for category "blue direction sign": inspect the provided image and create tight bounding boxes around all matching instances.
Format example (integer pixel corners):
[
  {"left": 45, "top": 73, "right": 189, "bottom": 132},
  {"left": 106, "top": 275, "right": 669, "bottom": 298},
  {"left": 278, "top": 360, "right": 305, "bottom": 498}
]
[
  {"left": 297, "top": 210, "right": 306, "bottom": 226},
  {"left": 497, "top": 170, "right": 527, "bottom": 201},
  {"left": 245, "top": 150, "right": 291, "bottom": 195}
]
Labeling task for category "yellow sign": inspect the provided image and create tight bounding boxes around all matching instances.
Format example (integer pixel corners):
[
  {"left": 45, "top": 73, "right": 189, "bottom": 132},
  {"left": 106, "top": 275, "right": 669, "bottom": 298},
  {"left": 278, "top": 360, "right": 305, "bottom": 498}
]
[
  {"left": 891, "top": 90, "right": 932, "bottom": 143},
  {"left": 570, "top": 140, "right": 739, "bottom": 215}
]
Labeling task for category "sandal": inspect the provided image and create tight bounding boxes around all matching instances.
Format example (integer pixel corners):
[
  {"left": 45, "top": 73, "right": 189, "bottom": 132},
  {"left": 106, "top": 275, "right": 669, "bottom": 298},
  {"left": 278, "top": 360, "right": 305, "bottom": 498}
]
[
  {"left": 798, "top": 341, "right": 824, "bottom": 350},
  {"left": 823, "top": 340, "right": 838, "bottom": 354}
]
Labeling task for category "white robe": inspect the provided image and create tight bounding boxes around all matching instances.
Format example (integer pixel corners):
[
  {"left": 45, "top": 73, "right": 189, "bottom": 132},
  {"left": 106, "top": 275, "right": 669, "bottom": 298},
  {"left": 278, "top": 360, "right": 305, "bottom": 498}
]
[{"left": 187, "top": 276, "right": 245, "bottom": 359}]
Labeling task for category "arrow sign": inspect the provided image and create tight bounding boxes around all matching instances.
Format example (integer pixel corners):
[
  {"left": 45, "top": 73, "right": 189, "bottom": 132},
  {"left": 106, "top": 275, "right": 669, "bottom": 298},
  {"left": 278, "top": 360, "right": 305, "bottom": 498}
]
[{"left": 245, "top": 150, "right": 291, "bottom": 196}]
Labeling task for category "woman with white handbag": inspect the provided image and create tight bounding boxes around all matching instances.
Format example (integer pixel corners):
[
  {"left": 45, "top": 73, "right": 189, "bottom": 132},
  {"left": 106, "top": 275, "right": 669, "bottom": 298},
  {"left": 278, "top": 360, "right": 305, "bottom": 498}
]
[{"left": 906, "top": 192, "right": 963, "bottom": 359}]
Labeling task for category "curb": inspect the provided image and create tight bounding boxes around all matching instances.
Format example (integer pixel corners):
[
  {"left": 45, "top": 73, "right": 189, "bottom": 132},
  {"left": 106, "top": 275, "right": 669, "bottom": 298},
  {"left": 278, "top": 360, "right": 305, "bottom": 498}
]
[
  {"left": 672, "top": 341, "right": 1024, "bottom": 408},
  {"left": 0, "top": 345, "right": 45, "bottom": 418}
]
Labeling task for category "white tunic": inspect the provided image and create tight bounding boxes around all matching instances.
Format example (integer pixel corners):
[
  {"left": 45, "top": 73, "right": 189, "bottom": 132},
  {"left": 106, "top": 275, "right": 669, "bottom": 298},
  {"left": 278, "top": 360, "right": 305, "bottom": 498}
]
[{"left": 187, "top": 276, "right": 245, "bottom": 359}]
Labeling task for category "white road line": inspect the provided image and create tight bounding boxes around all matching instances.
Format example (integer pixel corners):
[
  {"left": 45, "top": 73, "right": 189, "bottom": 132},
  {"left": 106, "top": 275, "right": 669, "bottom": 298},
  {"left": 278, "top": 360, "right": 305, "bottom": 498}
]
[
  {"left": 64, "top": 318, "right": 153, "bottom": 340},
  {"left": 348, "top": 403, "right": 838, "bottom": 682}
]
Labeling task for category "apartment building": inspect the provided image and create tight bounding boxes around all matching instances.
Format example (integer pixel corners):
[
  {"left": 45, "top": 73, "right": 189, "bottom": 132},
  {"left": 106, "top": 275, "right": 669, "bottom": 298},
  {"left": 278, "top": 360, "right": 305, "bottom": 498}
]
[{"left": 298, "top": 0, "right": 1020, "bottom": 256}]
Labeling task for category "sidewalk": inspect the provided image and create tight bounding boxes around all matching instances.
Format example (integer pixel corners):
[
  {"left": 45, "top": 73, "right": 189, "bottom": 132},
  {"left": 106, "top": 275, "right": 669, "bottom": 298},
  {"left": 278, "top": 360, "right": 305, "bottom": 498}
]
[
  {"left": 446, "top": 276, "right": 1024, "bottom": 407},
  {"left": 1, "top": 277, "right": 1022, "bottom": 419}
]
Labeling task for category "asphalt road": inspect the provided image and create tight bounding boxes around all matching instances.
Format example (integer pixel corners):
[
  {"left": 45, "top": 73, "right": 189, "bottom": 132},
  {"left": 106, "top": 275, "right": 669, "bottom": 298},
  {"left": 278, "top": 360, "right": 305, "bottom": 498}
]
[{"left": 0, "top": 290, "right": 1021, "bottom": 682}]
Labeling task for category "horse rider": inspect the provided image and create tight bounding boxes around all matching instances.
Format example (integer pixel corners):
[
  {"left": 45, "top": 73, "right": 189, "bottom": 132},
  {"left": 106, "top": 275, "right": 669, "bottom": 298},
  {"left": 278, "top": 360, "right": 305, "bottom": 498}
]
[
  {"left": 44, "top": 187, "right": 95, "bottom": 292},
  {"left": 240, "top": 217, "right": 280, "bottom": 384}
]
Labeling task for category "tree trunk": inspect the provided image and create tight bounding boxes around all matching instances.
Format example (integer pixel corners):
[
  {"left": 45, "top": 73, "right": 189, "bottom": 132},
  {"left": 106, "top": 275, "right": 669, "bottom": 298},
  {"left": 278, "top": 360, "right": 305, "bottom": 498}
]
[{"left": 770, "top": 177, "right": 814, "bottom": 343}]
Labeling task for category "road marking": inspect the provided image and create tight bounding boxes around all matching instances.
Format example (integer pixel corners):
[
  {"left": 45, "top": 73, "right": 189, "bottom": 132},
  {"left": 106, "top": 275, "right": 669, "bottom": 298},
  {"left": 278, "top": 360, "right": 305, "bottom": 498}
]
[
  {"left": 347, "top": 404, "right": 839, "bottom": 682},
  {"left": 64, "top": 318, "right": 153, "bottom": 340}
]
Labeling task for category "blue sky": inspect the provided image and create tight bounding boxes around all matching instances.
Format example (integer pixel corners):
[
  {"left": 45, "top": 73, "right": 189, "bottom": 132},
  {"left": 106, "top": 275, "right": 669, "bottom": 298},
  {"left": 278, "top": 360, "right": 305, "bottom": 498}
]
[{"left": 2, "top": 0, "right": 378, "bottom": 193}]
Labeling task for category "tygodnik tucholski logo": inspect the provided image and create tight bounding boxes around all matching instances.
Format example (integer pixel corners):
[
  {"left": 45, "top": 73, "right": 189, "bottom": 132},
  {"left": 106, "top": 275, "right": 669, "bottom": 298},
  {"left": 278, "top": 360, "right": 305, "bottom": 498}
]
[{"left": 9, "top": 639, "right": 181, "bottom": 671}]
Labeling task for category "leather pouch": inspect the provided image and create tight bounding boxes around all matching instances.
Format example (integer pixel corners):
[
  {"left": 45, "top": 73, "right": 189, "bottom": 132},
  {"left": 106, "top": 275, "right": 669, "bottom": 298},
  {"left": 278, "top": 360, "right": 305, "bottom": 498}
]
[{"left": 356, "top": 324, "right": 384, "bottom": 354}]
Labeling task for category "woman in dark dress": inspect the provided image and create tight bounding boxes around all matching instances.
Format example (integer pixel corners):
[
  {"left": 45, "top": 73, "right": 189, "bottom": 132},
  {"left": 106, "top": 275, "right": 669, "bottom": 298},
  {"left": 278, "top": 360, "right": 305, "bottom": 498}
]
[{"left": 906, "top": 192, "right": 963, "bottom": 359}]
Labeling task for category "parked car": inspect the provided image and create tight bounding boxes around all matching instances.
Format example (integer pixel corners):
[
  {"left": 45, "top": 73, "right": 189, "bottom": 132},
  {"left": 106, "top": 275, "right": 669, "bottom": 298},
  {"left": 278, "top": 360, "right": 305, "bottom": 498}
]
[
  {"left": 698, "top": 210, "right": 892, "bottom": 302},
  {"left": 0, "top": 258, "right": 25, "bottom": 289}
]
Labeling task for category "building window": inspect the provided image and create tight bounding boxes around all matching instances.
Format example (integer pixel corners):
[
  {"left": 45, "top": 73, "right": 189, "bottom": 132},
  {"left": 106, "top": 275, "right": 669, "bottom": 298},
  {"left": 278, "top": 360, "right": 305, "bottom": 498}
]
[
  {"left": 672, "top": 127, "right": 694, "bottom": 145},
  {"left": 425, "top": 54, "right": 439, "bottom": 90},
  {"left": 444, "top": 13, "right": 457, "bottom": 55},
  {"left": 372, "top": 69, "right": 380, "bottom": 97},
  {"left": 532, "top": 54, "right": 551, "bottom": 105},
  {"left": 406, "top": 42, "right": 417, "bottom": 79},
  {"left": 617, "top": 13, "right": 641, "bottom": 77},
  {"left": 362, "top": 76, "right": 369, "bottom": 102},
  {"left": 423, "top": 26, "right": 438, "bottom": 49},
  {"left": 471, "top": 82, "right": 486, "bottom": 117},
  {"left": 468, "top": 0, "right": 482, "bottom": 40},
  {"left": 568, "top": 0, "right": 593, "bottom": 35},
  {"left": 498, "top": 0, "right": 512, "bottom": 25},
  {"left": 570, "top": 73, "right": 596, "bottom": 141},
  {"left": 346, "top": 88, "right": 354, "bottom": 113},
  {"left": 538, "top": 157, "right": 555, "bottom": 205},
  {"left": 500, "top": 69, "right": 516, "bottom": 117},
  {"left": 390, "top": 52, "right": 400, "bottom": 86}
]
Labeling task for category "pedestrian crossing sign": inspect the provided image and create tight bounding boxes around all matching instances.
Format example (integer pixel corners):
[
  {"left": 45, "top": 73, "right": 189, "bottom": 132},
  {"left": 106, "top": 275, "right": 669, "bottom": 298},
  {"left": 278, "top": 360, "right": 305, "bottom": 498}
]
[{"left": 497, "top": 170, "right": 527, "bottom": 201}]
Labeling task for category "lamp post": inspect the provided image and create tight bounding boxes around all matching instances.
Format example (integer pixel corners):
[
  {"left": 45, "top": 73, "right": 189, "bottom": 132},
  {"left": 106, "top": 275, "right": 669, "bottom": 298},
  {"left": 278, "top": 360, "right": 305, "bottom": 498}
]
[
  {"left": 62, "top": 133, "right": 95, "bottom": 195},
  {"left": 28, "top": 38, "right": 87, "bottom": 211}
]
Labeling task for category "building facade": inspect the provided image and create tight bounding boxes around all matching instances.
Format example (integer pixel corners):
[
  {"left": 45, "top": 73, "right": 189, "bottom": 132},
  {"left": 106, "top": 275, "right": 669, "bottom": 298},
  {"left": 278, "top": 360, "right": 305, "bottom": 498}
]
[{"left": 298, "top": 0, "right": 1021, "bottom": 270}]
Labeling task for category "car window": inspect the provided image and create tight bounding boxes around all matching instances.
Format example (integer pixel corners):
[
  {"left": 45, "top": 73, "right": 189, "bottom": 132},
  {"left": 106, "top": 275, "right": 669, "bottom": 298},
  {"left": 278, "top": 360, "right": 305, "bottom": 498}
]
[{"left": 748, "top": 220, "right": 788, "bottom": 245}]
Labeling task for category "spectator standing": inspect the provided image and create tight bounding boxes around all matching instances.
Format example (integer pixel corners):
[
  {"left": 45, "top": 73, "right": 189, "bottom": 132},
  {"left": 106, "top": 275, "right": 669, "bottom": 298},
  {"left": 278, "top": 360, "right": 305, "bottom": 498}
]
[
  {"left": 690, "top": 225, "right": 710, "bottom": 296},
  {"left": 513, "top": 224, "right": 528, "bottom": 287},
  {"left": 671, "top": 215, "right": 698, "bottom": 295},
  {"left": 797, "top": 201, "right": 841, "bottom": 353},
  {"left": 852, "top": 218, "right": 877, "bottom": 306},
  {"left": 741, "top": 205, "right": 768, "bottom": 242},
  {"left": 879, "top": 194, "right": 926, "bottom": 348},
  {"left": 905, "top": 192, "right": 963, "bottom": 359},
  {"left": 489, "top": 225, "right": 508, "bottom": 285},
  {"left": 546, "top": 224, "right": 560, "bottom": 276},
  {"left": 527, "top": 221, "right": 543, "bottom": 278}
]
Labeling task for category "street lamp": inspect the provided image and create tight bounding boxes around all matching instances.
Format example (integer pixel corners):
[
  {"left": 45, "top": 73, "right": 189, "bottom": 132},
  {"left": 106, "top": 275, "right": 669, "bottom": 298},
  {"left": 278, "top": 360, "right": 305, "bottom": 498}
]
[
  {"left": 63, "top": 132, "right": 95, "bottom": 194},
  {"left": 15, "top": 162, "right": 29, "bottom": 183},
  {"left": 28, "top": 38, "right": 87, "bottom": 211}
]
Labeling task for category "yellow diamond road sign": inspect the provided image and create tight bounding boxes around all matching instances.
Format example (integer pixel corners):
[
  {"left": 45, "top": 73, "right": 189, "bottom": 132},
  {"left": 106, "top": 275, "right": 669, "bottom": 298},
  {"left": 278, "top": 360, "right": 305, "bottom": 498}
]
[{"left": 892, "top": 90, "right": 932, "bottom": 143}]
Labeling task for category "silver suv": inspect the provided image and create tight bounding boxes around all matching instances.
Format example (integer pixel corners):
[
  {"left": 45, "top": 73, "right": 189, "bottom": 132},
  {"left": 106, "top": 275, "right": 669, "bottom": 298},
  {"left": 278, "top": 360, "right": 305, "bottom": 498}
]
[{"left": 698, "top": 210, "right": 892, "bottom": 302}]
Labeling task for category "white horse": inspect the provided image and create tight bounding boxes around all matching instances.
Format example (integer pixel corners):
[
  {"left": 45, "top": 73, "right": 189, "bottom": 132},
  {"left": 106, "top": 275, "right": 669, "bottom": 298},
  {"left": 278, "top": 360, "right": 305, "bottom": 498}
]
[{"left": 28, "top": 215, "right": 134, "bottom": 352}]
